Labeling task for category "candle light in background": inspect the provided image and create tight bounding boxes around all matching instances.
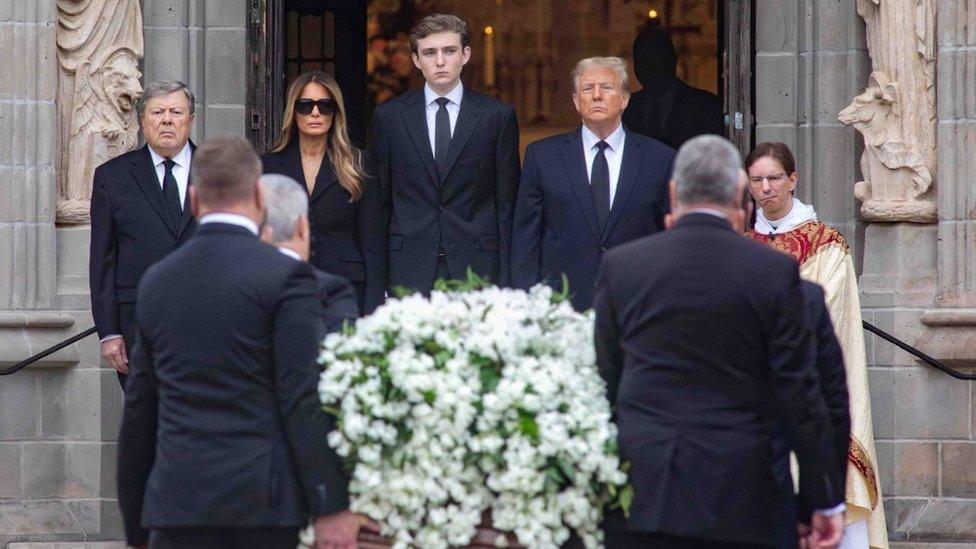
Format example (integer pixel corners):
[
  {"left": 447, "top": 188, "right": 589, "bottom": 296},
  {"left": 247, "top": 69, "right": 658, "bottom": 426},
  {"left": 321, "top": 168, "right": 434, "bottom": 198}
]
[{"left": 483, "top": 25, "right": 496, "bottom": 89}]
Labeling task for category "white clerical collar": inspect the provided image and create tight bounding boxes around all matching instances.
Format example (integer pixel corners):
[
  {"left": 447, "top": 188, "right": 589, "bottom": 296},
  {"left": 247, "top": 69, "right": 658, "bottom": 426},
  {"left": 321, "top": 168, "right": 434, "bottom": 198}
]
[
  {"left": 685, "top": 207, "right": 729, "bottom": 220},
  {"left": 424, "top": 81, "right": 463, "bottom": 107},
  {"left": 754, "top": 197, "right": 818, "bottom": 235},
  {"left": 148, "top": 141, "right": 192, "bottom": 168},
  {"left": 277, "top": 247, "right": 302, "bottom": 261},
  {"left": 198, "top": 213, "right": 259, "bottom": 235},
  {"left": 581, "top": 123, "right": 625, "bottom": 152}
]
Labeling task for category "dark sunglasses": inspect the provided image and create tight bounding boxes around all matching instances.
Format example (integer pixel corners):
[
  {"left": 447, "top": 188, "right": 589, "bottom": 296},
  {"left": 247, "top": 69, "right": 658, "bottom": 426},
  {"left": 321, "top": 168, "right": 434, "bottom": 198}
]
[{"left": 294, "top": 98, "right": 337, "bottom": 116}]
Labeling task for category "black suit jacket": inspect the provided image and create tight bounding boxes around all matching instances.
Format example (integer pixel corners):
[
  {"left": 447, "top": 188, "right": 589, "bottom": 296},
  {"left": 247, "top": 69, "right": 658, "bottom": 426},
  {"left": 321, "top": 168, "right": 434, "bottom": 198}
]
[
  {"left": 622, "top": 78, "right": 725, "bottom": 150},
  {"left": 593, "top": 213, "right": 839, "bottom": 545},
  {"left": 89, "top": 143, "right": 197, "bottom": 346},
  {"left": 117, "top": 223, "right": 348, "bottom": 545},
  {"left": 262, "top": 143, "right": 386, "bottom": 313},
  {"left": 313, "top": 266, "right": 359, "bottom": 335},
  {"left": 368, "top": 88, "right": 520, "bottom": 291},
  {"left": 511, "top": 127, "right": 674, "bottom": 310}
]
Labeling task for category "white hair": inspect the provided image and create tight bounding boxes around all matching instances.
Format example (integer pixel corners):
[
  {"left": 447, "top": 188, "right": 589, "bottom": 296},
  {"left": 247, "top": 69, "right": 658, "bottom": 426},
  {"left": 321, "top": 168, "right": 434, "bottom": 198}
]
[
  {"left": 571, "top": 56, "right": 631, "bottom": 97},
  {"left": 260, "top": 174, "right": 308, "bottom": 243},
  {"left": 673, "top": 135, "right": 743, "bottom": 206},
  {"left": 136, "top": 80, "right": 195, "bottom": 118}
]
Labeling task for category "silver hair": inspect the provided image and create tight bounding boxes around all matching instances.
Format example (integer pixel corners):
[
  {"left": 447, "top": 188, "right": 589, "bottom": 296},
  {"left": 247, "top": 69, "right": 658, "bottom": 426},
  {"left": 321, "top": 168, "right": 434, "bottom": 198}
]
[
  {"left": 136, "top": 81, "right": 195, "bottom": 118},
  {"left": 260, "top": 174, "right": 309, "bottom": 243},
  {"left": 673, "top": 135, "right": 743, "bottom": 206},
  {"left": 571, "top": 56, "right": 631, "bottom": 97}
]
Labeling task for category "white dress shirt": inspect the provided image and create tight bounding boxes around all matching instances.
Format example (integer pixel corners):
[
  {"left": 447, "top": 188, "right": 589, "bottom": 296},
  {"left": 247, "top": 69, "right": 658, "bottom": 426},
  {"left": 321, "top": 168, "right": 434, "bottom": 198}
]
[
  {"left": 148, "top": 141, "right": 192, "bottom": 210},
  {"left": 277, "top": 246, "right": 302, "bottom": 261},
  {"left": 581, "top": 123, "right": 626, "bottom": 206},
  {"left": 198, "top": 212, "right": 260, "bottom": 235},
  {"left": 424, "top": 82, "right": 463, "bottom": 156}
]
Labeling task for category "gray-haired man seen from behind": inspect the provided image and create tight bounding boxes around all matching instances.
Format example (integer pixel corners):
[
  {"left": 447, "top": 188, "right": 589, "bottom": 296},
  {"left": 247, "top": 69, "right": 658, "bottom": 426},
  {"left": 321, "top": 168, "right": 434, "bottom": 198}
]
[
  {"left": 593, "top": 135, "right": 844, "bottom": 548},
  {"left": 260, "top": 173, "right": 359, "bottom": 334},
  {"left": 89, "top": 80, "right": 198, "bottom": 388}
]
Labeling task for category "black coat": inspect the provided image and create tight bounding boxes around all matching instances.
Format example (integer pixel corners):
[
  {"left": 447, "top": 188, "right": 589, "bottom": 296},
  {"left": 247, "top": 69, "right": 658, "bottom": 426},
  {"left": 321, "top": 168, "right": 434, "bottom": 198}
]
[
  {"left": 89, "top": 144, "right": 197, "bottom": 346},
  {"left": 593, "top": 213, "right": 840, "bottom": 545},
  {"left": 117, "top": 222, "right": 348, "bottom": 545},
  {"left": 313, "top": 266, "right": 359, "bottom": 335},
  {"left": 622, "top": 79, "right": 725, "bottom": 150},
  {"left": 262, "top": 143, "right": 386, "bottom": 314},
  {"left": 368, "top": 88, "right": 520, "bottom": 291},
  {"left": 511, "top": 127, "right": 674, "bottom": 310}
]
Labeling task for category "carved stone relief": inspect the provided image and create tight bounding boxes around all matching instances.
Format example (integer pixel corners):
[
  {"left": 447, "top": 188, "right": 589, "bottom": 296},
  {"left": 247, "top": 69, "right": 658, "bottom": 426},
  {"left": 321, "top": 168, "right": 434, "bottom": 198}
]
[
  {"left": 56, "top": 0, "right": 144, "bottom": 224},
  {"left": 839, "top": 0, "right": 937, "bottom": 222}
]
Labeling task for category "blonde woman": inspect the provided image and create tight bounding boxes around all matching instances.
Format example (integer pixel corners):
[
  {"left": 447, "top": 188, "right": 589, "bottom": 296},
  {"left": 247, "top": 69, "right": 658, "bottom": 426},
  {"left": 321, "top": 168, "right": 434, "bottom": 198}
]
[{"left": 262, "top": 71, "right": 385, "bottom": 313}]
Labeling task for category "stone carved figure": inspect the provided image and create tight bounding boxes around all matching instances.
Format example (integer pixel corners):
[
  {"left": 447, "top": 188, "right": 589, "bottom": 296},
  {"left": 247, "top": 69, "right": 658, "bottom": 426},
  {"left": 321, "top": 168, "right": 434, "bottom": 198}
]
[
  {"left": 839, "top": 0, "right": 937, "bottom": 222},
  {"left": 57, "top": 0, "right": 144, "bottom": 224}
]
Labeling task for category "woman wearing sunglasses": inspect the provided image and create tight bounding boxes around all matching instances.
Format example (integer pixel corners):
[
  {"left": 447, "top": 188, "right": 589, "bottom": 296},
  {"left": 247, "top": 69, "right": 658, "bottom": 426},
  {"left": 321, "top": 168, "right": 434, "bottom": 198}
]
[{"left": 262, "top": 71, "right": 385, "bottom": 314}]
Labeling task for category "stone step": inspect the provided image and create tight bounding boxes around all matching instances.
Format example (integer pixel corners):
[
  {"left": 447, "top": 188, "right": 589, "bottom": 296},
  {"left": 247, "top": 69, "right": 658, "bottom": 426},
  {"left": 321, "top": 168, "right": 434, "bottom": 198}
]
[
  {"left": 888, "top": 499, "right": 976, "bottom": 544},
  {"left": 6, "top": 544, "right": 124, "bottom": 549}
]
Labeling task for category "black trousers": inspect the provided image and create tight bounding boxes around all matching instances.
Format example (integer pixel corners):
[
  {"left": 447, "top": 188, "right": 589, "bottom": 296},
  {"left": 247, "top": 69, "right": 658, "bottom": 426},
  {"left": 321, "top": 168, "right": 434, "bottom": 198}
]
[
  {"left": 604, "top": 530, "right": 774, "bottom": 549},
  {"left": 148, "top": 526, "right": 299, "bottom": 549}
]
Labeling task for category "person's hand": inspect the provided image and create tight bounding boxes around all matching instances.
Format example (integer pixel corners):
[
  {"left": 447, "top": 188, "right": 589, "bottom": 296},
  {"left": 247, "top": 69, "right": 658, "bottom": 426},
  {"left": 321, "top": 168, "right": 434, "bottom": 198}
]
[
  {"left": 101, "top": 337, "right": 129, "bottom": 374},
  {"left": 314, "top": 510, "right": 380, "bottom": 549},
  {"left": 805, "top": 511, "right": 844, "bottom": 549}
]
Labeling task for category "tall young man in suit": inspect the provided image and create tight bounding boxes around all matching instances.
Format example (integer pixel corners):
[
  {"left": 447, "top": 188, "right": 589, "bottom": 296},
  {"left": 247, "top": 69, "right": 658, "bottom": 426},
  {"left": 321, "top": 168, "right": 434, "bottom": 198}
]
[
  {"left": 369, "top": 13, "right": 520, "bottom": 292},
  {"left": 260, "top": 173, "right": 359, "bottom": 334},
  {"left": 511, "top": 57, "right": 675, "bottom": 310},
  {"left": 117, "top": 136, "right": 377, "bottom": 549},
  {"left": 593, "top": 135, "right": 844, "bottom": 549},
  {"left": 89, "top": 81, "right": 198, "bottom": 387}
]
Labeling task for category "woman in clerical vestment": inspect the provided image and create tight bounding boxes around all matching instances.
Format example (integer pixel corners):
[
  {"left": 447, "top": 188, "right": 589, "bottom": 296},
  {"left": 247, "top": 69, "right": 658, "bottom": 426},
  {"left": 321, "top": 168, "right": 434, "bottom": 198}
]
[{"left": 745, "top": 142, "right": 887, "bottom": 549}]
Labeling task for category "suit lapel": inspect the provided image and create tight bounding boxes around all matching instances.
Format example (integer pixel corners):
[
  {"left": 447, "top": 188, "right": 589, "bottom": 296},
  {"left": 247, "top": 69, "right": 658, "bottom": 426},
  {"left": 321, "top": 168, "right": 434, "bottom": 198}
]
[
  {"left": 131, "top": 145, "right": 178, "bottom": 237},
  {"left": 399, "top": 91, "right": 439, "bottom": 186},
  {"left": 602, "top": 134, "right": 642, "bottom": 240},
  {"left": 310, "top": 162, "right": 339, "bottom": 203},
  {"left": 177, "top": 141, "right": 197, "bottom": 237},
  {"left": 439, "top": 92, "right": 485, "bottom": 185},
  {"left": 561, "top": 130, "right": 601, "bottom": 241}
]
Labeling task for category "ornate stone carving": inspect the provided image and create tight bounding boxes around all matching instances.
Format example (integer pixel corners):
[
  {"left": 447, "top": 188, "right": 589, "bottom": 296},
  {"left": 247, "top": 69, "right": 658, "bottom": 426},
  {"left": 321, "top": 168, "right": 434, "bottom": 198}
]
[
  {"left": 56, "top": 0, "right": 144, "bottom": 224},
  {"left": 839, "top": 0, "right": 937, "bottom": 222}
]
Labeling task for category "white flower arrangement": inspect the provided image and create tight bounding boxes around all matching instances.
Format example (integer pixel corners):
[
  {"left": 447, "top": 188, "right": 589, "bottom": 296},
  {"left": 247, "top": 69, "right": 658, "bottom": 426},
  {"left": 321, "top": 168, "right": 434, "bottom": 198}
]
[{"left": 306, "top": 277, "right": 629, "bottom": 549}]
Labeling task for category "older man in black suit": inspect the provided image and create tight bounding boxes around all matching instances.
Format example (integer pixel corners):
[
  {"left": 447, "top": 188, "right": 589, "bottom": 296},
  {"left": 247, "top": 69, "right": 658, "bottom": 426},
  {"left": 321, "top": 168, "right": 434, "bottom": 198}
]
[
  {"left": 89, "top": 81, "right": 198, "bottom": 387},
  {"left": 512, "top": 56, "right": 674, "bottom": 310},
  {"left": 260, "top": 173, "right": 360, "bottom": 334},
  {"left": 117, "top": 136, "right": 377, "bottom": 549},
  {"left": 369, "top": 13, "right": 520, "bottom": 292},
  {"left": 593, "top": 135, "right": 845, "bottom": 549}
]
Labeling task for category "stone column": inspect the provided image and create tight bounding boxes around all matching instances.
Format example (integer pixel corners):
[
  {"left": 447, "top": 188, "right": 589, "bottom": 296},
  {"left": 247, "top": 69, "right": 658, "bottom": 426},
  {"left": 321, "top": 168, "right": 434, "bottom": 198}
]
[
  {"left": 0, "top": 1, "right": 58, "bottom": 311},
  {"left": 754, "top": 0, "right": 870, "bottom": 256}
]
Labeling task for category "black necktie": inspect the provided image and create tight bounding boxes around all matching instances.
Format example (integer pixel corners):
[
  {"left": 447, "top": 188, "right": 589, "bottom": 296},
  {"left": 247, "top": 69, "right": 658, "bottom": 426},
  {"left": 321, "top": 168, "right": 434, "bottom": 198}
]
[
  {"left": 162, "top": 159, "right": 182, "bottom": 226},
  {"left": 434, "top": 97, "right": 451, "bottom": 179},
  {"left": 590, "top": 140, "right": 611, "bottom": 233}
]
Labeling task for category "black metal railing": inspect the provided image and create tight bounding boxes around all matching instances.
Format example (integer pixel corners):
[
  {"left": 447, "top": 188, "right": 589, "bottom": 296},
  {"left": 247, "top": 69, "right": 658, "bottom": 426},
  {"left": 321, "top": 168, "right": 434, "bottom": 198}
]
[
  {"left": 2, "top": 322, "right": 972, "bottom": 380},
  {"left": 0, "top": 327, "right": 97, "bottom": 376}
]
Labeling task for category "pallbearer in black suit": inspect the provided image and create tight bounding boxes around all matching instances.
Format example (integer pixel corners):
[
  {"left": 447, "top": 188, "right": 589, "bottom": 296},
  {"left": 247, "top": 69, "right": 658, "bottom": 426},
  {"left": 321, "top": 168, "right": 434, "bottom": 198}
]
[
  {"left": 117, "top": 136, "right": 378, "bottom": 549},
  {"left": 593, "top": 136, "right": 844, "bottom": 549},
  {"left": 260, "top": 173, "right": 360, "bottom": 335},
  {"left": 511, "top": 57, "right": 675, "bottom": 310},
  {"left": 89, "top": 81, "right": 198, "bottom": 386},
  {"left": 369, "top": 13, "right": 521, "bottom": 292},
  {"left": 262, "top": 71, "right": 385, "bottom": 314}
]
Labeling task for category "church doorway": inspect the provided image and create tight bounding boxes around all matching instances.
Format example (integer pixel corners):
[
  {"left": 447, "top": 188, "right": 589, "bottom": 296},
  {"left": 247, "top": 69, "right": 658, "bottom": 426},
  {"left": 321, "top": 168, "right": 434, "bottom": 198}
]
[{"left": 246, "top": 0, "right": 752, "bottom": 154}]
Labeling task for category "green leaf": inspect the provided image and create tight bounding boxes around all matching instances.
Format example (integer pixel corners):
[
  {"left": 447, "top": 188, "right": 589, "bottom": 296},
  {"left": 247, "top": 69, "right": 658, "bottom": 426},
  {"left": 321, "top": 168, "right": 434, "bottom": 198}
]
[
  {"left": 322, "top": 405, "right": 340, "bottom": 416},
  {"left": 391, "top": 285, "right": 418, "bottom": 298},
  {"left": 517, "top": 409, "right": 540, "bottom": 443},
  {"left": 619, "top": 484, "right": 634, "bottom": 519},
  {"left": 422, "top": 390, "right": 436, "bottom": 404},
  {"left": 480, "top": 364, "right": 501, "bottom": 393}
]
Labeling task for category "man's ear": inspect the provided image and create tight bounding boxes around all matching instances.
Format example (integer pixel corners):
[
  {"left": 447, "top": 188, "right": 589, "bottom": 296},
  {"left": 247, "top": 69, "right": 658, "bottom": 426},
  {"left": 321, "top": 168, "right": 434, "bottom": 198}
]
[
  {"left": 664, "top": 212, "right": 674, "bottom": 230},
  {"left": 668, "top": 179, "right": 677, "bottom": 215},
  {"left": 260, "top": 225, "right": 274, "bottom": 243},
  {"left": 296, "top": 213, "right": 309, "bottom": 241},
  {"left": 254, "top": 180, "right": 265, "bottom": 213}
]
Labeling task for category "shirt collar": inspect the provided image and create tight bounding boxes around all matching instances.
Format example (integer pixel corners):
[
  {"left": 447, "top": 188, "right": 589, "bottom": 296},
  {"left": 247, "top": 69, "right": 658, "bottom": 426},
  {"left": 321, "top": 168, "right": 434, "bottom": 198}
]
[
  {"left": 148, "top": 141, "right": 192, "bottom": 168},
  {"left": 198, "top": 213, "right": 259, "bottom": 235},
  {"left": 424, "top": 81, "right": 464, "bottom": 107},
  {"left": 754, "top": 197, "right": 819, "bottom": 235},
  {"left": 684, "top": 207, "right": 729, "bottom": 220},
  {"left": 581, "top": 123, "right": 626, "bottom": 153},
  {"left": 277, "top": 247, "right": 303, "bottom": 261}
]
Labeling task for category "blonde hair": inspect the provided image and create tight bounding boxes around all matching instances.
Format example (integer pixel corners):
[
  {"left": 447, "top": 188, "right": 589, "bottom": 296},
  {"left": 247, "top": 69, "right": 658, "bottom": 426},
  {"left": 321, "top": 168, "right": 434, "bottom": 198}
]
[
  {"left": 571, "top": 57, "right": 631, "bottom": 98},
  {"left": 270, "top": 72, "right": 364, "bottom": 201}
]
